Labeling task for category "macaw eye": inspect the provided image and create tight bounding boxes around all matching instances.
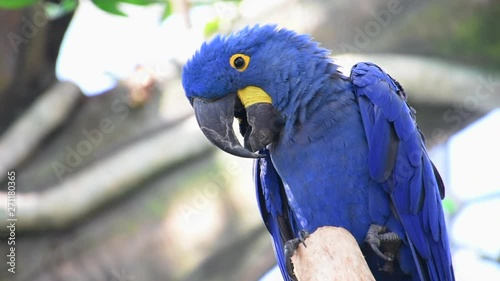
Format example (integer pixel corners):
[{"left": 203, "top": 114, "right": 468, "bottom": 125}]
[
  {"left": 230, "top": 54, "right": 250, "bottom": 72},
  {"left": 234, "top": 57, "right": 245, "bottom": 68}
]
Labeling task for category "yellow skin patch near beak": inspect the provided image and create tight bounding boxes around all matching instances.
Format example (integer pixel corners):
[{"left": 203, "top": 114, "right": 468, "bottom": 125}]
[{"left": 237, "top": 86, "right": 272, "bottom": 108}]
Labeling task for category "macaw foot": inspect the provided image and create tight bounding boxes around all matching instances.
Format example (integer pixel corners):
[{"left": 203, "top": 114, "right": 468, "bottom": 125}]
[
  {"left": 365, "top": 224, "right": 401, "bottom": 274},
  {"left": 284, "top": 229, "right": 310, "bottom": 281}
]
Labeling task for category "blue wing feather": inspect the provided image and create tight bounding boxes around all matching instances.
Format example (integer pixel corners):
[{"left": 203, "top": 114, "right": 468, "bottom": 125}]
[
  {"left": 351, "top": 62, "right": 454, "bottom": 281},
  {"left": 369, "top": 112, "right": 394, "bottom": 182},
  {"left": 254, "top": 149, "right": 297, "bottom": 281}
]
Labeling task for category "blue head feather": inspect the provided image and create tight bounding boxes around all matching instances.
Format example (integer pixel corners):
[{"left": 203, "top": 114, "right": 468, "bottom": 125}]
[{"left": 182, "top": 25, "right": 342, "bottom": 124}]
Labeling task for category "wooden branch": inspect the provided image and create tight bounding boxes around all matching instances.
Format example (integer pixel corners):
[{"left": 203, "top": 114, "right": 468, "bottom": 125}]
[
  {"left": 0, "top": 81, "right": 81, "bottom": 176},
  {"left": 291, "top": 226, "right": 375, "bottom": 281},
  {"left": 0, "top": 116, "right": 213, "bottom": 233}
]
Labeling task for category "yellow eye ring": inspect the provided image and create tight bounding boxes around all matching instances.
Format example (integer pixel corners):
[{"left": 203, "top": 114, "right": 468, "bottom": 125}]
[{"left": 230, "top": 54, "right": 250, "bottom": 72}]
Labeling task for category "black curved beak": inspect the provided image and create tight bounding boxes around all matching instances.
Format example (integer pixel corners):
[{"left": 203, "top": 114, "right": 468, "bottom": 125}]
[
  {"left": 192, "top": 94, "right": 284, "bottom": 158},
  {"left": 193, "top": 94, "right": 263, "bottom": 158}
]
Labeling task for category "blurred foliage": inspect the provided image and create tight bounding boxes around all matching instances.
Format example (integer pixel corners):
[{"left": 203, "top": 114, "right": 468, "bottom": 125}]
[
  {"left": 91, "top": 0, "right": 171, "bottom": 17},
  {"left": 427, "top": 0, "right": 500, "bottom": 68},
  {"left": 195, "top": 0, "right": 243, "bottom": 37},
  {"left": 204, "top": 18, "right": 221, "bottom": 37},
  {"left": 160, "top": 0, "right": 172, "bottom": 20},
  {"left": 0, "top": 0, "right": 243, "bottom": 35},
  {"left": 395, "top": 0, "right": 500, "bottom": 69},
  {"left": 442, "top": 197, "right": 458, "bottom": 216},
  {"left": 0, "top": 0, "right": 38, "bottom": 9},
  {"left": 0, "top": 0, "right": 173, "bottom": 18},
  {"left": 44, "top": 0, "right": 77, "bottom": 18},
  {"left": 444, "top": 3, "right": 500, "bottom": 68}
]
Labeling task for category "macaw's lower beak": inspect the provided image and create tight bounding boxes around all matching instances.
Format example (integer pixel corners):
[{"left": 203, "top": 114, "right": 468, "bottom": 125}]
[
  {"left": 242, "top": 102, "right": 283, "bottom": 152},
  {"left": 192, "top": 90, "right": 283, "bottom": 158}
]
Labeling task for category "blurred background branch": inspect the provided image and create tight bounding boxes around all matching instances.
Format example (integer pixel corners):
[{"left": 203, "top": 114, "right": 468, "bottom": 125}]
[
  {"left": 0, "top": 114, "right": 212, "bottom": 232},
  {"left": 0, "top": 81, "right": 81, "bottom": 177}
]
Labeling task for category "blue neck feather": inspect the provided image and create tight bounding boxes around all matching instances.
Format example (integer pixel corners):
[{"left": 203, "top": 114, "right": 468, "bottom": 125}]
[{"left": 265, "top": 52, "right": 351, "bottom": 140}]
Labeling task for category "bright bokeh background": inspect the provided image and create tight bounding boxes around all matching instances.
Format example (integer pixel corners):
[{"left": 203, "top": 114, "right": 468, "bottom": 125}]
[{"left": 56, "top": 1, "right": 500, "bottom": 280}]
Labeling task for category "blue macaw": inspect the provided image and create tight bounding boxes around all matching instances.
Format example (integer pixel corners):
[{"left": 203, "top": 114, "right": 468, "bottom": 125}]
[{"left": 182, "top": 25, "right": 454, "bottom": 281}]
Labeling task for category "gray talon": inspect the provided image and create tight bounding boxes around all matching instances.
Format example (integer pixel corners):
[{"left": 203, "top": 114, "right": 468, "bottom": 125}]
[
  {"left": 284, "top": 229, "right": 310, "bottom": 281},
  {"left": 365, "top": 224, "right": 402, "bottom": 273}
]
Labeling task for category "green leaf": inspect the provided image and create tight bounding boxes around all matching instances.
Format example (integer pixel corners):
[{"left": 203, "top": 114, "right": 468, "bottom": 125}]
[
  {"left": 92, "top": 0, "right": 127, "bottom": 16},
  {"left": 44, "top": 0, "right": 77, "bottom": 19},
  {"left": 442, "top": 198, "right": 458, "bottom": 215},
  {"left": 161, "top": 0, "right": 172, "bottom": 21},
  {"left": 119, "top": 0, "right": 157, "bottom": 6},
  {"left": 204, "top": 18, "right": 220, "bottom": 38},
  {"left": 61, "top": 0, "right": 78, "bottom": 12},
  {"left": 195, "top": 0, "right": 243, "bottom": 4},
  {"left": 0, "top": 0, "right": 39, "bottom": 9}
]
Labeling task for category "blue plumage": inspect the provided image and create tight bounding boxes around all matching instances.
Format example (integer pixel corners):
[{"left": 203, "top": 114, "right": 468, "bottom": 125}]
[
  {"left": 183, "top": 25, "right": 454, "bottom": 281},
  {"left": 352, "top": 63, "right": 453, "bottom": 280},
  {"left": 255, "top": 149, "right": 299, "bottom": 280}
]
